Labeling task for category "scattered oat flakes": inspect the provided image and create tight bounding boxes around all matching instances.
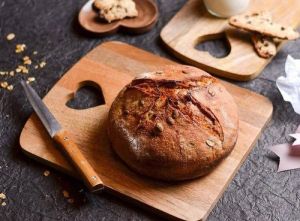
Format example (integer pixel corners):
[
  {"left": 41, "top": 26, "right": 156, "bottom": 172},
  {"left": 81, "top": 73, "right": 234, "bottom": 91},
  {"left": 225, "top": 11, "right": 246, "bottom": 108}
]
[
  {"left": 24, "top": 60, "right": 32, "bottom": 65},
  {"left": 6, "top": 33, "right": 15, "bottom": 41},
  {"left": 39, "top": 61, "right": 46, "bottom": 68},
  {"left": 28, "top": 77, "right": 35, "bottom": 82},
  {"left": 43, "top": 170, "right": 50, "bottom": 177},
  {"left": 15, "top": 44, "right": 26, "bottom": 53},
  {"left": 23, "top": 56, "right": 32, "bottom": 65},
  {"left": 67, "top": 198, "right": 74, "bottom": 204},
  {"left": 17, "top": 65, "right": 29, "bottom": 74},
  {"left": 62, "top": 190, "right": 70, "bottom": 198},
  {"left": 7, "top": 85, "right": 13, "bottom": 91},
  {"left": 1, "top": 82, "right": 8, "bottom": 88},
  {"left": 0, "top": 193, "right": 6, "bottom": 200}
]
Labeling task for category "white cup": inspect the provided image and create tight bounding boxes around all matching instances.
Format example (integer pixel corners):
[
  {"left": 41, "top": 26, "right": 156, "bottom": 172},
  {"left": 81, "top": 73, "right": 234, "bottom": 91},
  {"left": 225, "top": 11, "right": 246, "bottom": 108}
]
[{"left": 203, "top": 0, "right": 250, "bottom": 18}]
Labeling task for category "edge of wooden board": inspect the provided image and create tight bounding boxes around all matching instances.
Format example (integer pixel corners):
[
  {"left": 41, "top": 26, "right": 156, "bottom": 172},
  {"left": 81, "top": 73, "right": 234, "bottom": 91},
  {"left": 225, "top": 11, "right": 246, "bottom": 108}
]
[{"left": 160, "top": 0, "right": 300, "bottom": 81}]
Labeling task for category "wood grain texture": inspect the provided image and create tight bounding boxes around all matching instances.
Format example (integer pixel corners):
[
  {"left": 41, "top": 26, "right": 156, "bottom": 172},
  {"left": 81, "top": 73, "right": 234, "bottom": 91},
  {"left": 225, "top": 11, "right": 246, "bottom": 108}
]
[
  {"left": 19, "top": 41, "right": 273, "bottom": 221},
  {"left": 53, "top": 130, "right": 104, "bottom": 192},
  {"left": 78, "top": 0, "right": 158, "bottom": 35},
  {"left": 160, "top": 0, "right": 300, "bottom": 81}
]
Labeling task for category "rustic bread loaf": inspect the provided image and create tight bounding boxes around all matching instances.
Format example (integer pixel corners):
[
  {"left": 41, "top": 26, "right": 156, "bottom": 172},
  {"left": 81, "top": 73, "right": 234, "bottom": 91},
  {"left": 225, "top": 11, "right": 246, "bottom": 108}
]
[{"left": 108, "top": 65, "right": 239, "bottom": 181}]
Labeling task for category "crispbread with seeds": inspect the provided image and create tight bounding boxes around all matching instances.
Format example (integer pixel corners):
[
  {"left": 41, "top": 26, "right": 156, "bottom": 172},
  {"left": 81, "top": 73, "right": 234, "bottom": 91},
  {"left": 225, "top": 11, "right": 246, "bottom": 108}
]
[
  {"left": 251, "top": 34, "right": 276, "bottom": 58},
  {"left": 93, "top": 0, "right": 138, "bottom": 23},
  {"left": 229, "top": 11, "right": 300, "bottom": 40}
]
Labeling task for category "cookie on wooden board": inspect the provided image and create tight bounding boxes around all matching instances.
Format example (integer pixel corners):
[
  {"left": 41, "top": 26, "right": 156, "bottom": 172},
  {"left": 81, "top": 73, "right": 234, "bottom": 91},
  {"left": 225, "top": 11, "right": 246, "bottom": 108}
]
[
  {"left": 108, "top": 65, "right": 239, "bottom": 181},
  {"left": 251, "top": 34, "right": 276, "bottom": 58},
  {"left": 94, "top": 0, "right": 138, "bottom": 23},
  {"left": 229, "top": 11, "right": 299, "bottom": 40}
]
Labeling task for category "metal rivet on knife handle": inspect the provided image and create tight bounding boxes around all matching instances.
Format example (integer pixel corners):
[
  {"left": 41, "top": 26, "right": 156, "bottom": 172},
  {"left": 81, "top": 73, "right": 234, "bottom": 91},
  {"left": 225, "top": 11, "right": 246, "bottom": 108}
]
[{"left": 53, "top": 130, "right": 104, "bottom": 192}]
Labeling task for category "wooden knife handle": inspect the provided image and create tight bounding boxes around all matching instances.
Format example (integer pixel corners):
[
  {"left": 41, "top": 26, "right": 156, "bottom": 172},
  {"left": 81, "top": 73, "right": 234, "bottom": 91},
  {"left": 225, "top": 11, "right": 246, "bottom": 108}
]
[{"left": 53, "top": 130, "right": 104, "bottom": 192}]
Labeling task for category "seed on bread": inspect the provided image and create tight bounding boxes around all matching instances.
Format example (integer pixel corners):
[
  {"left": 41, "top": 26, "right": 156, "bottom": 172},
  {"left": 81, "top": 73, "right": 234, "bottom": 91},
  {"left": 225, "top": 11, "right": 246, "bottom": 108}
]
[
  {"left": 208, "top": 88, "right": 215, "bottom": 96},
  {"left": 153, "top": 122, "right": 164, "bottom": 135},
  {"left": 172, "top": 109, "right": 179, "bottom": 119},
  {"left": 166, "top": 116, "right": 175, "bottom": 125}
]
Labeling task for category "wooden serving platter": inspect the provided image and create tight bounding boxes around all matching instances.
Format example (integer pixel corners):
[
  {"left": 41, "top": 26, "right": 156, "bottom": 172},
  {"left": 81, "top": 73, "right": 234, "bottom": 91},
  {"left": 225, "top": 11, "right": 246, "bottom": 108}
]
[
  {"left": 20, "top": 41, "right": 273, "bottom": 221},
  {"left": 161, "top": 0, "right": 300, "bottom": 81}
]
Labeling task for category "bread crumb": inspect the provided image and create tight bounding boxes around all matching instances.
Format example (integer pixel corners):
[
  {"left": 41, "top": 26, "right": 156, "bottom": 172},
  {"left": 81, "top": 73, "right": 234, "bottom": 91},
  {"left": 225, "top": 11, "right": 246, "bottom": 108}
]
[
  {"left": 9, "top": 71, "right": 14, "bottom": 76},
  {"left": 23, "top": 56, "right": 30, "bottom": 61},
  {"left": 43, "top": 170, "right": 50, "bottom": 177},
  {"left": 6, "top": 85, "right": 14, "bottom": 91},
  {"left": 62, "top": 190, "right": 70, "bottom": 198},
  {"left": 6, "top": 33, "right": 15, "bottom": 41},
  {"left": 0, "top": 193, "right": 6, "bottom": 200},
  {"left": 39, "top": 61, "right": 46, "bottom": 68},
  {"left": 34, "top": 65, "right": 38, "bottom": 69},
  {"left": 17, "top": 65, "right": 29, "bottom": 74},
  {"left": 27, "top": 77, "right": 35, "bottom": 83},
  {"left": 15, "top": 44, "right": 26, "bottom": 53},
  {"left": 23, "top": 56, "right": 32, "bottom": 65},
  {"left": 1, "top": 202, "right": 6, "bottom": 206},
  {"left": 1, "top": 82, "right": 8, "bottom": 89},
  {"left": 33, "top": 51, "right": 38, "bottom": 55}
]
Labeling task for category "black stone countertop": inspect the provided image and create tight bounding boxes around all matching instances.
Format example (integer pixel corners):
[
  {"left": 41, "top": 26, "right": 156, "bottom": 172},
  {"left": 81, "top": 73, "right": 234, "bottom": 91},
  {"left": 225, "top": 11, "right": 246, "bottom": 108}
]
[{"left": 1, "top": 0, "right": 300, "bottom": 220}]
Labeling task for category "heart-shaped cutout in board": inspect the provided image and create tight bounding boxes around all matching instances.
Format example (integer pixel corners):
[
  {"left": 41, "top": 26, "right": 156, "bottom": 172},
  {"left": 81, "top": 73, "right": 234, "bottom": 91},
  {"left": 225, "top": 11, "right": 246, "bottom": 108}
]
[
  {"left": 195, "top": 33, "right": 231, "bottom": 59},
  {"left": 78, "top": 0, "right": 158, "bottom": 35},
  {"left": 66, "top": 81, "right": 106, "bottom": 110}
]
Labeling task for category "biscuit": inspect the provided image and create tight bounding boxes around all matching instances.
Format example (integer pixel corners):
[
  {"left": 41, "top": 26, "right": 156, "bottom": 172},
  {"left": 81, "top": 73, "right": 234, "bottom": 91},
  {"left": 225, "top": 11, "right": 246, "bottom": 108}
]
[
  {"left": 94, "top": 0, "right": 138, "bottom": 23},
  {"left": 229, "top": 11, "right": 299, "bottom": 40},
  {"left": 251, "top": 34, "right": 276, "bottom": 58}
]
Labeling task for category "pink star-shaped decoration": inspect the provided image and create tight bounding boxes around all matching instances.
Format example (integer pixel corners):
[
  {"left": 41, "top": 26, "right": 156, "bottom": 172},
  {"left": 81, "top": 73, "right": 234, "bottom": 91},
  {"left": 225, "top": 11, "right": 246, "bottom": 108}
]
[
  {"left": 290, "top": 133, "right": 300, "bottom": 146},
  {"left": 268, "top": 143, "right": 300, "bottom": 172},
  {"left": 267, "top": 125, "right": 300, "bottom": 172}
]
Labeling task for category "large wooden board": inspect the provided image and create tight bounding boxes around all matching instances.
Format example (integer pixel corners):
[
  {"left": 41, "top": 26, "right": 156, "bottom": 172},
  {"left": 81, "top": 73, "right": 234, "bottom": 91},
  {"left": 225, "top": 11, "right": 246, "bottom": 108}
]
[
  {"left": 161, "top": 0, "right": 300, "bottom": 81},
  {"left": 20, "top": 41, "right": 273, "bottom": 221}
]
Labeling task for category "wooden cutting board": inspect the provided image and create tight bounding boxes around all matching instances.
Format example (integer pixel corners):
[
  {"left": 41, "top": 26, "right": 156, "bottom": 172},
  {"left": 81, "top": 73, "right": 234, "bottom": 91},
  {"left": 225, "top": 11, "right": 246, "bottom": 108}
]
[
  {"left": 161, "top": 0, "right": 300, "bottom": 81},
  {"left": 20, "top": 41, "right": 273, "bottom": 221}
]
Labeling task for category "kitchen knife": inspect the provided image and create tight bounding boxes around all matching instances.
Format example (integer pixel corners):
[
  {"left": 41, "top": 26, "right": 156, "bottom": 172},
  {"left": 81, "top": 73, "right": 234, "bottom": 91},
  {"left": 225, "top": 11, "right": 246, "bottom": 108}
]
[{"left": 20, "top": 80, "right": 103, "bottom": 192}]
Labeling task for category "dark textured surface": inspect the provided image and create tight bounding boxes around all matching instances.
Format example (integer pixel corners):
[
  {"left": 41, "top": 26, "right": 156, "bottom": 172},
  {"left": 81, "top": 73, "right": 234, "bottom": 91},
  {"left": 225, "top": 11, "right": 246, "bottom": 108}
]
[{"left": 0, "top": 0, "right": 300, "bottom": 220}]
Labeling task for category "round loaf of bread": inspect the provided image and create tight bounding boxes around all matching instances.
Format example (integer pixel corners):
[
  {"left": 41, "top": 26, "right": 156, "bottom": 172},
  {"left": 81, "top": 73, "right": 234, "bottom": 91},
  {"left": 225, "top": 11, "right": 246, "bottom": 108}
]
[{"left": 108, "top": 65, "right": 239, "bottom": 181}]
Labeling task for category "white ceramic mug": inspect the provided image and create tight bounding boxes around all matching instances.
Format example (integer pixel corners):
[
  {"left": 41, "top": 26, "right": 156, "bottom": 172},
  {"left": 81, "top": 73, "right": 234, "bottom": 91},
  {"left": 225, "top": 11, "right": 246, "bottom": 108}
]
[{"left": 203, "top": 0, "right": 250, "bottom": 18}]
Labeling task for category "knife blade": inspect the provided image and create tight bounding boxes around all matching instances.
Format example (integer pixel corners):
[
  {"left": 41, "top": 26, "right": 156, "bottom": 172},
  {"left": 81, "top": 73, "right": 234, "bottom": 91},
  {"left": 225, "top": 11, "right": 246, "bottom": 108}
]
[{"left": 21, "top": 80, "right": 103, "bottom": 192}]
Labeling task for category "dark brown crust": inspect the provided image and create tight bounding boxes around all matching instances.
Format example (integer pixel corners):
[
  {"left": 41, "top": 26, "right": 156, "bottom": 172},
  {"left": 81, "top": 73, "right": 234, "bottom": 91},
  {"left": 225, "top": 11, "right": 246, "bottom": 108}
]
[{"left": 108, "top": 65, "right": 239, "bottom": 181}]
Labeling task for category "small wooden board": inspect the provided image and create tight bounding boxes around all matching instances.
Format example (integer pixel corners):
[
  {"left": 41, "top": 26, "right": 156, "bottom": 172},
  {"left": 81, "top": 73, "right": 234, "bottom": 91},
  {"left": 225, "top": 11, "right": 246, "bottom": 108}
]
[
  {"left": 20, "top": 41, "right": 273, "bottom": 221},
  {"left": 161, "top": 0, "right": 300, "bottom": 81}
]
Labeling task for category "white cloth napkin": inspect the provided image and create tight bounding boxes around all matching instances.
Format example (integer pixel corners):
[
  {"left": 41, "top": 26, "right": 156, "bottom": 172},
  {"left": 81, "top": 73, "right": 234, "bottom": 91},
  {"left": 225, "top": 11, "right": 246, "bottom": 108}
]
[{"left": 276, "top": 55, "right": 300, "bottom": 114}]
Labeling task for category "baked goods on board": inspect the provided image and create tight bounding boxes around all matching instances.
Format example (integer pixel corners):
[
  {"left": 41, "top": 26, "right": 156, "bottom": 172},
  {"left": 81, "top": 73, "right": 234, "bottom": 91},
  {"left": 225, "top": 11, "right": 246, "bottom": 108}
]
[
  {"left": 108, "top": 65, "right": 239, "bottom": 181},
  {"left": 93, "top": 0, "right": 138, "bottom": 23}
]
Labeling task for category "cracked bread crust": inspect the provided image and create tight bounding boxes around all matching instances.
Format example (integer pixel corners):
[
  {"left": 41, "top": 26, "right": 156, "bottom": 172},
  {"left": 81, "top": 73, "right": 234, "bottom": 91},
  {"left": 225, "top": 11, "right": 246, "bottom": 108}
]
[{"left": 108, "top": 65, "right": 239, "bottom": 181}]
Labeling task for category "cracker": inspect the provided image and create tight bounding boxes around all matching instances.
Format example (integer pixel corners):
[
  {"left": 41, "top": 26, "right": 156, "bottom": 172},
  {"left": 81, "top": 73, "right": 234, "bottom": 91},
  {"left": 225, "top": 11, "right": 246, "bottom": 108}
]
[
  {"left": 229, "top": 11, "right": 299, "bottom": 40},
  {"left": 93, "top": 0, "right": 138, "bottom": 23},
  {"left": 251, "top": 34, "right": 276, "bottom": 58}
]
